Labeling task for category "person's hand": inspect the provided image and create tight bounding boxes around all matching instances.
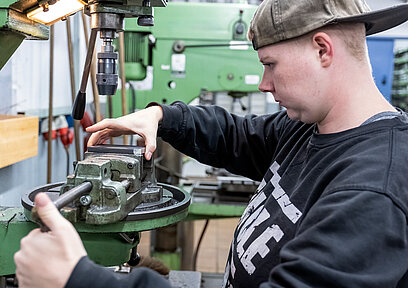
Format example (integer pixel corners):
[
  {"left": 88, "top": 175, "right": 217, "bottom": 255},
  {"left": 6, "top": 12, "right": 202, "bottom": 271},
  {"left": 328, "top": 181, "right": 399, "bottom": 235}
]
[
  {"left": 86, "top": 105, "right": 163, "bottom": 160},
  {"left": 14, "top": 193, "right": 87, "bottom": 288}
]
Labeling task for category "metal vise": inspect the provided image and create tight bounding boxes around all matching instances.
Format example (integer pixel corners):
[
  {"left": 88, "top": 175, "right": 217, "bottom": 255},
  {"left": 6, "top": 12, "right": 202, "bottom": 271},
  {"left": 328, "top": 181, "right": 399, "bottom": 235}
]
[{"left": 59, "top": 145, "right": 162, "bottom": 225}]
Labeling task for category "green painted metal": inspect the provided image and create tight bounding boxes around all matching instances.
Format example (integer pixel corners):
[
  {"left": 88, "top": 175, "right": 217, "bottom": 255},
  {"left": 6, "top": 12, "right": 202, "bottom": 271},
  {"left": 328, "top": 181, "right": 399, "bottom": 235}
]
[
  {"left": 110, "top": 2, "right": 262, "bottom": 117},
  {"left": 0, "top": 5, "right": 49, "bottom": 70},
  {"left": 0, "top": 9, "right": 8, "bottom": 24},
  {"left": 72, "top": 209, "right": 189, "bottom": 233},
  {"left": 0, "top": 9, "right": 48, "bottom": 40},
  {"left": 1, "top": 206, "right": 188, "bottom": 276},
  {"left": 79, "top": 233, "right": 136, "bottom": 267},
  {"left": 23, "top": 208, "right": 189, "bottom": 233},
  {"left": 60, "top": 150, "right": 151, "bottom": 225},
  {"left": 186, "top": 203, "right": 245, "bottom": 221},
  {"left": 0, "top": 30, "right": 24, "bottom": 70},
  {"left": 0, "top": 1, "right": 16, "bottom": 8},
  {"left": 0, "top": 208, "right": 37, "bottom": 276},
  {"left": 151, "top": 251, "right": 181, "bottom": 270},
  {"left": 127, "top": 2, "right": 256, "bottom": 40},
  {"left": 0, "top": 208, "right": 138, "bottom": 276}
]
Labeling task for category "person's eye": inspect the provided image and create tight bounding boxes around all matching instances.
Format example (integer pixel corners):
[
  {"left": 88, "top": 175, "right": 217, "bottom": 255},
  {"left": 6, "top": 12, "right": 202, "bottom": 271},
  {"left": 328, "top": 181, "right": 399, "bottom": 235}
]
[{"left": 263, "top": 63, "right": 275, "bottom": 69}]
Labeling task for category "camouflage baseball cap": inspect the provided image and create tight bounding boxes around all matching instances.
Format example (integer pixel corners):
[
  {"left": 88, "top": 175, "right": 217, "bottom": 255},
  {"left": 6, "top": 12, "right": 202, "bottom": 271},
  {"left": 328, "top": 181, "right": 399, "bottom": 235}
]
[{"left": 250, "top": 0, "right": 408, "bottom": 50}]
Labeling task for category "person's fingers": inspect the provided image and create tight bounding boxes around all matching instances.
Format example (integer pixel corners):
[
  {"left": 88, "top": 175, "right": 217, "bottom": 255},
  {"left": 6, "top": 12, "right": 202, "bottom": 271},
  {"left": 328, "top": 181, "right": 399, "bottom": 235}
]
[
  {"left": 143, "top": 133, "right": 157, "bottom": 160},
  {"left": 34, "top": 193, "right": 69, "bottom": 232},
  {"left": 85, "top": 119, "right": 113, "bottom": 133},
  {"left": 87, "top": 131, "right": 104, "bottom": 146},
  {"left": 25, "top": 228, "right": 41, "bottom": 239}
]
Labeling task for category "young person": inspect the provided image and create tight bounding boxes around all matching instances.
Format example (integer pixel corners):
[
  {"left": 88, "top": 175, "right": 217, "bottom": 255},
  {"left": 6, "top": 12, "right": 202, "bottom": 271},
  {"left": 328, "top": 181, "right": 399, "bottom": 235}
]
[{"left": 15, "top": 0, "right": 408, "bottom": 287}]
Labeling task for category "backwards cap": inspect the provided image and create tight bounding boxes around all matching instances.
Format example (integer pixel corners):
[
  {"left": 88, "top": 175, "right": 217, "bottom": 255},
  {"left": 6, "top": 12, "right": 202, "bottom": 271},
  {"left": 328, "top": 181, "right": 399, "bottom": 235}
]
[{"left": 250, "top": 0, "right": 408, "bottom": 50}]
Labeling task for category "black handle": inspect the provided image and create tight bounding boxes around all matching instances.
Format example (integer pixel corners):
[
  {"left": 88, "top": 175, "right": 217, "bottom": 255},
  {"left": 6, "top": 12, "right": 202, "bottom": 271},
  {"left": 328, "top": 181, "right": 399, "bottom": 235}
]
[{"left": 72, "top": 91, "right": 86, "bottom": 120}]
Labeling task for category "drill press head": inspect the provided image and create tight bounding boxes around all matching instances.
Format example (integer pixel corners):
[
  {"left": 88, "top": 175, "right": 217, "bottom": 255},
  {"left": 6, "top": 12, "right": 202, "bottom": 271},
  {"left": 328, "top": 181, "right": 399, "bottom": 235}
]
[
  {"left": 72, "top": 0, "right": 166, "bottom": 119},
  {"left": 88, "top": 0, "right": 158, "bottom": 96},
  {"left": 91, "top": 12, "right": 123, "bottom": 96}
]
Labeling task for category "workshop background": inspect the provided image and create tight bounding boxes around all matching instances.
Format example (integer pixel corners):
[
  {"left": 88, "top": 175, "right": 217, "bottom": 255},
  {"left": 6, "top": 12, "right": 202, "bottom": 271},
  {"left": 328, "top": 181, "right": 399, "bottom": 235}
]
[{"left": 1, "top": 0, "right": 408, "bottom": 282}]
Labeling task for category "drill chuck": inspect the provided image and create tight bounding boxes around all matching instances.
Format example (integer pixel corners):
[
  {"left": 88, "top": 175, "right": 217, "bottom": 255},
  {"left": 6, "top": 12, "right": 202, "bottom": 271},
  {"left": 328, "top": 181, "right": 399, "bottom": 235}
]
[
  {"left": 97, "top": 30, "right": 119, "bottom": 96},
  {"left": 97, "top": 51, "right": 118, "bottom": 95}
]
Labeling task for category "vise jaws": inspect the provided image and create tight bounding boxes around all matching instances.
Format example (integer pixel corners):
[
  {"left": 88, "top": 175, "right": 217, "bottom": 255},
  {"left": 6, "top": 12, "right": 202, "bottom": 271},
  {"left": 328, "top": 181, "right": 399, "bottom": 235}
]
[{"left": 60, "top": 145, "right": 161, "bottom": 224}]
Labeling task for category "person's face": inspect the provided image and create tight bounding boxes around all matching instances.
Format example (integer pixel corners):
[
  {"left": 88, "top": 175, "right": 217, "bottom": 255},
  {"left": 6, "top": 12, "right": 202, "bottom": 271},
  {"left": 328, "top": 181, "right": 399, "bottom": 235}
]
[{"left": 258, "top": 38, "right": 329, "bottom": 123}]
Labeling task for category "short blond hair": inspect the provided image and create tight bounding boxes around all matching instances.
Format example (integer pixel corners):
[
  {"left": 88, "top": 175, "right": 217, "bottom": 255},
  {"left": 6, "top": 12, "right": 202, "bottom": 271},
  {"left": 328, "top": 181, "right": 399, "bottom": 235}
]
[{"left": 248, "top": 23, "right": 367, "bottom": 62}]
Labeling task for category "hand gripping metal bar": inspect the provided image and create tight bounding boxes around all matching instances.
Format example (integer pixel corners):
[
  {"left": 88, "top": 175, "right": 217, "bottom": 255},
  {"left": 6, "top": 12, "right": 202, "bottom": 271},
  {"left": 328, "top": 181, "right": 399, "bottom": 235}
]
[{"left": 32, "top": 182, "right": 93, "bottom": 232}]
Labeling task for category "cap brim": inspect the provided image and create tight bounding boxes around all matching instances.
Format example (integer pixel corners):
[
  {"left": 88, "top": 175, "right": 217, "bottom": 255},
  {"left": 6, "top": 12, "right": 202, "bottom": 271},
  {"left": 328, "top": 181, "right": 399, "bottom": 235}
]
[{"left": 331, "top": 4, "right": 408, "bottom": 35}]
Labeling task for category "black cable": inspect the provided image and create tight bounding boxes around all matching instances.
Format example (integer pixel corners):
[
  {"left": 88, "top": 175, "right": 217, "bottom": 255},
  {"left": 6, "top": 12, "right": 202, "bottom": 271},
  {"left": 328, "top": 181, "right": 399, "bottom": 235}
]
[
  {"left": 64, "top": 146, "right": 70, "bottom": 176},
  {"left": 193, "top": 219, "right": 210, "bottom": 271}
]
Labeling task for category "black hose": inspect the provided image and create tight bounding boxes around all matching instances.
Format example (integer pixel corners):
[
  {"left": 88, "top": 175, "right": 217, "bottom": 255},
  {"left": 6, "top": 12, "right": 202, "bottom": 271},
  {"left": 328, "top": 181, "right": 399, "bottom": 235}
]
[
  {"left": 65, "top": 146, "right": 70, "bottom": 176},
  {"left": 193, "top": 219, "right": 210, "bottom": 271}
]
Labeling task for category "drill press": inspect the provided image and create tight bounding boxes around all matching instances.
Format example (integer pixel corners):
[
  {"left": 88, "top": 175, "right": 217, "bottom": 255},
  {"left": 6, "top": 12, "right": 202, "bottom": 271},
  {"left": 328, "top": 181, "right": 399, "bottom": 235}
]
[{"left": 72, "top": 0, "right": 167, "bottom": 120}]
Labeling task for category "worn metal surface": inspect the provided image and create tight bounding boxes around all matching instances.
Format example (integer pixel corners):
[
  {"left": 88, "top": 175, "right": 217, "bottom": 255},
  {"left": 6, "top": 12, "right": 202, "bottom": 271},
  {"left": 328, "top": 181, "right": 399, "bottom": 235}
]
[
  {"left": 22, "top": 145, "right": 190, "bottom": 225},
  {"left": 0, "top": 146, "right": 190, "bottom": 276},
  {"left": 0, "top": 205, "right": 186, "bottom": 276},
  {"left": 1, "top": 9, "right": 48, "bottom": 39},
  {"left": 0, "top": 207, "right": 138, "bottom": 276},
  {"left": 0, "top": 30, "right": 24, "bottom": 70},
  {"left": 22, "top": 186, "right": 190, "bottom": 232},
  {"left": 0, "top": 2, "right": 48, "bottom": 70},
  {"left": 60, "top": 146, "right": 149, "bottom": 224}
]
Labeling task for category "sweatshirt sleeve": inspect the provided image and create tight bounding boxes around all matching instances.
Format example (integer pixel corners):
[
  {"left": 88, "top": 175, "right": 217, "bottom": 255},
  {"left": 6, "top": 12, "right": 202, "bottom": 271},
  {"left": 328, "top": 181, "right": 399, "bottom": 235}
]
[
  {"left": 260, "top": 190, "right": 408, "bottom": 288},
  {"left": 155, "top": 101, "right": 289, "bottom": 181},
  {"left": 65, "top": 256, "right": 172, "bottom": 288}
]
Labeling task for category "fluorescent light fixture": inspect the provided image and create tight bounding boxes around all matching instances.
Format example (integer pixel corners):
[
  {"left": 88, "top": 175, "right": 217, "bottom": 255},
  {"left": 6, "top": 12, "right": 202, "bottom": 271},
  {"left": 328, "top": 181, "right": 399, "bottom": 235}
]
[{"left": 27, "top": 0, "right": 85, "bottom": 25}]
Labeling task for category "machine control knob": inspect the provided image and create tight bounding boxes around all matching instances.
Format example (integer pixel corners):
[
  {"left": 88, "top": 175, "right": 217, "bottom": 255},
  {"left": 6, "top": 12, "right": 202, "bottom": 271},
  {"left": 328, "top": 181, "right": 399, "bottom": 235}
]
[
  {"left": 172, "top": 40, "right": 185, "bottom": 53},
  {"left": 138, "top": 16, "right": 154, "bottom": 26},
  {"left": 236, "top": 23, "right": 244, "bottom": 35}
]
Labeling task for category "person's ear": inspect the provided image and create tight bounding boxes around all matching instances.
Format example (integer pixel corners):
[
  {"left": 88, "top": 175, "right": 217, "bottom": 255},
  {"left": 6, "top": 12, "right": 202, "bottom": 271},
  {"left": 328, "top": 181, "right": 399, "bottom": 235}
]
[{"left": 312, "top": 32, "right": 333, "bottom": 68}]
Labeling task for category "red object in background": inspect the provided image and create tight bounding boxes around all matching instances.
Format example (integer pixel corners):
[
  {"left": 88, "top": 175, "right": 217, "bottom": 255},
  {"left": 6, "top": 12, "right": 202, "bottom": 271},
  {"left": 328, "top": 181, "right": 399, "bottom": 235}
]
[
  {"left": 80, "top": 111, "right": 96, "bottom": 151},
  {"left": 42, "top": 130, "right": 57, "bottom": 141},
  {"left": 80, "top": 111, "right": 94, "bottom": 130},
  {"left": 59, "top": 127, "right": 74, "bottom": 148}
]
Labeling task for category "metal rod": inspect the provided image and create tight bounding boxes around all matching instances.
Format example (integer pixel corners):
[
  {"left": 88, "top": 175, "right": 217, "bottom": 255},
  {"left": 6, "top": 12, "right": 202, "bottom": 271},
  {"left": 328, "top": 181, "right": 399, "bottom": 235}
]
[
  {"left": 79, "top": 29, "right": 97, "bottom": 93},
  {"left": 54, "top": 181, "right": 93, "bottom": 209},
  {"left": 64, "top": 146, "right": 70, "bottom": 176},
  {"left": 66, "top": 17, "right": 82, "bottom": 161},
  {"left": 81, "top": 11, "right": 101, "bottom": 123},
  {"left": 108, "top": 94, "right": 113, "bottom": 144},
  {"left": 119, "top": 31, "right": 128, "bottom": 145},
  {"left": 32, "top": 181, "right": 93, "bottom": 232},
  {"left": 47, "top": 25, "right": 54, "bottom": 184}
]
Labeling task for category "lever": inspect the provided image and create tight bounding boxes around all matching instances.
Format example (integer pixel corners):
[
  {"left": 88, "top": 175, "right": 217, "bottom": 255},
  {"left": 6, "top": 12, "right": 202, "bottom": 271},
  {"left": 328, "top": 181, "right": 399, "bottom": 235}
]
[
  {"left": 31, "top": 181, "right": 93, "bottom": 232},
  {"left": 72, "top": 29, "right": 98, "bottom": 120}
]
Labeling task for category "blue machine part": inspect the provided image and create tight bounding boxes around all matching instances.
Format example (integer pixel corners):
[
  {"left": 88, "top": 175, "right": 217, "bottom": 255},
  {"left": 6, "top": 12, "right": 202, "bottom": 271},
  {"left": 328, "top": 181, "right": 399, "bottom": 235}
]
[{"left": 367, "top": 37, "right": 395, "bottom": 102}]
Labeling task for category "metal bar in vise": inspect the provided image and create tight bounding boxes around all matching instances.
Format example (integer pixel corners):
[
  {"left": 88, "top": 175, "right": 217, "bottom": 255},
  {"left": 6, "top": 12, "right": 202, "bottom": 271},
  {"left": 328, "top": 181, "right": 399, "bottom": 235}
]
[{"left": 32, "top": 181, "right": 93, "bottom": 232}]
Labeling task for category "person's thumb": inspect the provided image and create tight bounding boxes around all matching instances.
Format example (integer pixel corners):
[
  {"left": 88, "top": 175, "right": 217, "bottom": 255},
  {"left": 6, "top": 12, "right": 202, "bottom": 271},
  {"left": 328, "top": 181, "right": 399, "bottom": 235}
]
[
  {"left": 34, "top": 192, "right": 69, "bottom": 232},
  {"left": 144, "top": 135, "right": 157, "bottom": 161}
]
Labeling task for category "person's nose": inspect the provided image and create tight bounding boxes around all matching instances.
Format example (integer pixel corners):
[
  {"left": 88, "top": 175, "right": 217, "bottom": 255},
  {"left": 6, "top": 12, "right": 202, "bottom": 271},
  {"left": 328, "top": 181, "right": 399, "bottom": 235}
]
[{"left": 258, "top": 71, "right": 275, "bottom": 93}]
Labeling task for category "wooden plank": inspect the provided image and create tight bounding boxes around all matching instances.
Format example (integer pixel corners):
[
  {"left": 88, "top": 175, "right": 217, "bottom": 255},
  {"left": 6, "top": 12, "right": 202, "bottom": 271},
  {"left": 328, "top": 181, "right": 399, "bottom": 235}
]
[{"left": 0, "top": 115, "right": 38, "bottom": 168}]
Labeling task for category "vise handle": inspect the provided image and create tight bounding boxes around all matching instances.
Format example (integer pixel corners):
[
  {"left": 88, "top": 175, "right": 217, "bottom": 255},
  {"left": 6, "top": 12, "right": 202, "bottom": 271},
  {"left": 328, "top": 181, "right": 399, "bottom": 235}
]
[{"left": 32, "top": 182, "right": 93, "bottom": 232}]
